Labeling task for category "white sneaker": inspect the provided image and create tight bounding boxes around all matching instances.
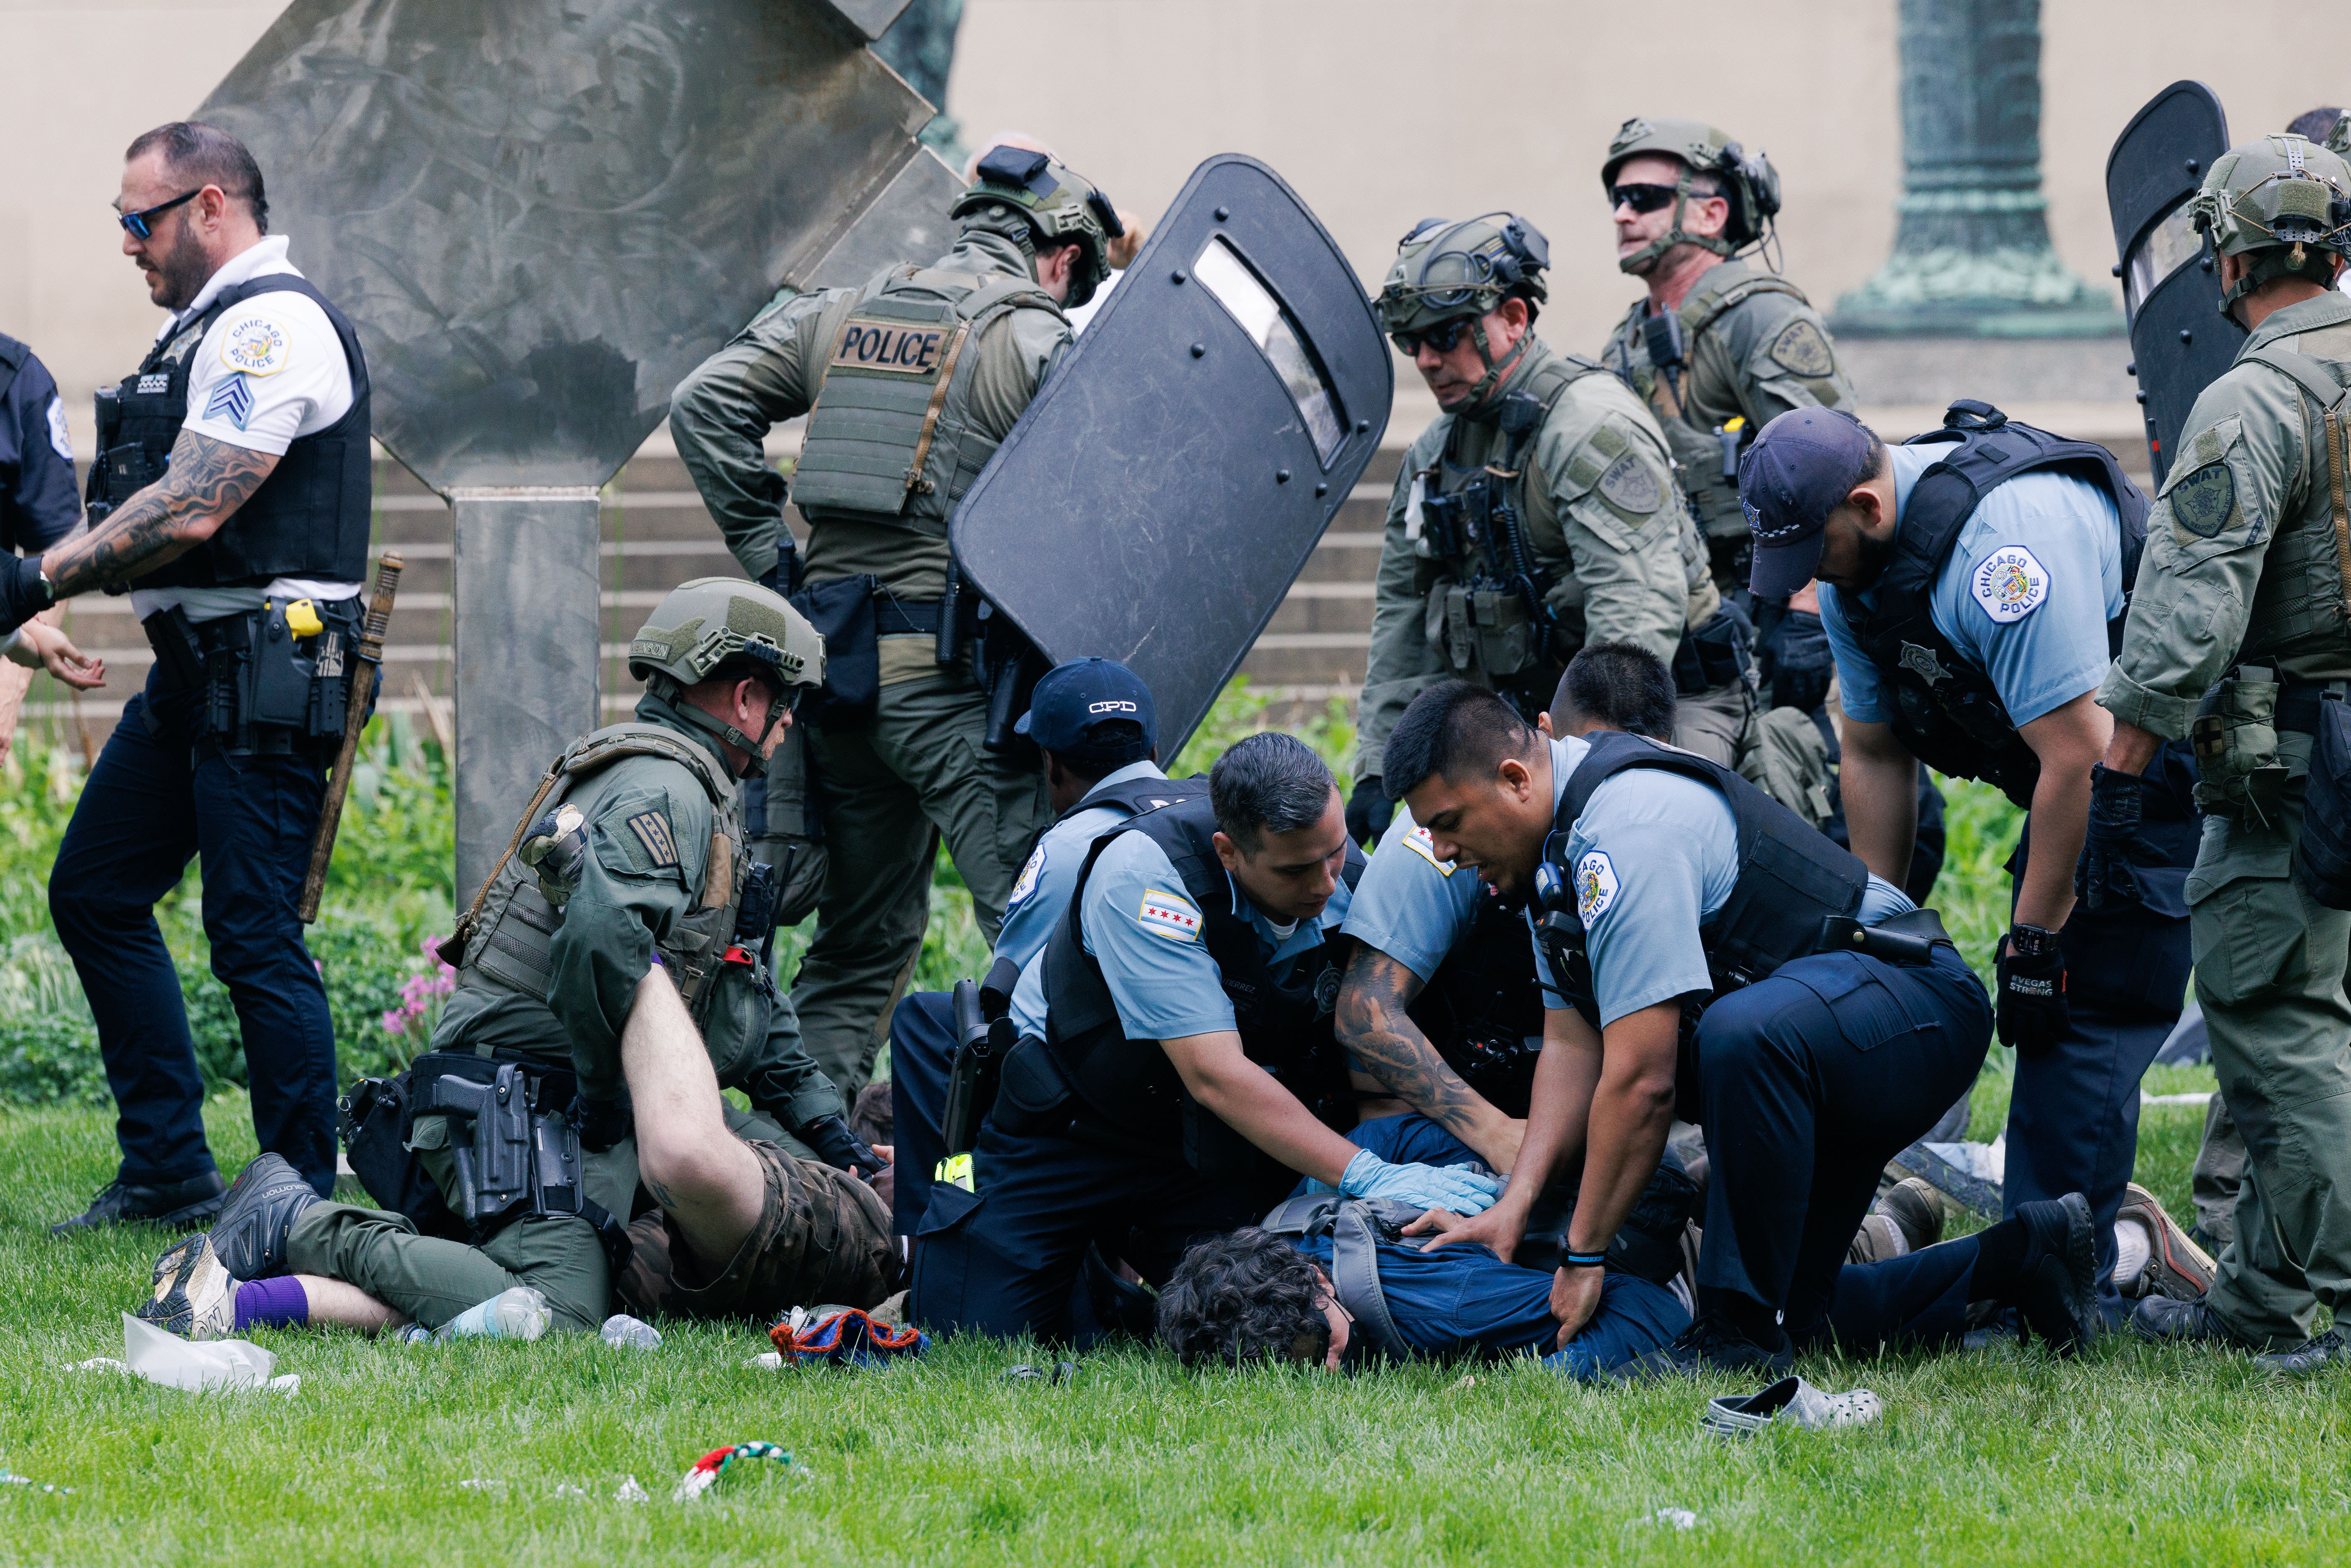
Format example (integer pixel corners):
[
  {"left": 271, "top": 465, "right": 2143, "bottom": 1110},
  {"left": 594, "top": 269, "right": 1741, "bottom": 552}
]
[
  {"left": 138, "top": 1234, "right": 239, "bottom": 1340},
  {"left": 1702, "top": 1376, "right": 1882, "bottom": 1438}
]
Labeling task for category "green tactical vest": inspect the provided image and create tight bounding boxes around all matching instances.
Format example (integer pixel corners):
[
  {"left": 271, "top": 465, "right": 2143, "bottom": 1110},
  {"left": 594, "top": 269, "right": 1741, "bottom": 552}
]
[
  {"left": 2230, "top": 342, "right": 2351, "bottom": 677},
  {"left": 1412, "top": 352, "right": 1616, "bottom": 684},
  {"left": 1606, "top": 268, "right": 1818, "bottom": 543},
  {"left": 789, "top": 262, "right": 1067, "bottom": 533},
  {"left": 456, "top": 724, "right": 749, "bottom": 1029}
]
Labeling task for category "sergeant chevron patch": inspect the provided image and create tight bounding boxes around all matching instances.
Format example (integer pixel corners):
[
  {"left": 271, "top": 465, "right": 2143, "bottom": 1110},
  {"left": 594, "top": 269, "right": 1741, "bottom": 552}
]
[
  {"left": 203, "top": 372, "right": 254, "bottom": 431},
  {"left": 1137, "top": 888, "right": 1202, "bottom": 943}
]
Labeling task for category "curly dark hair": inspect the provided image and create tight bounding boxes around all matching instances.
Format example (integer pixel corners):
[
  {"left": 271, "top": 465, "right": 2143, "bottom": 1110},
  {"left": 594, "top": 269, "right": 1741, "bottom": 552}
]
[{"left": 1157, "top": 1227, "right": 1329, "bottom": 1367}]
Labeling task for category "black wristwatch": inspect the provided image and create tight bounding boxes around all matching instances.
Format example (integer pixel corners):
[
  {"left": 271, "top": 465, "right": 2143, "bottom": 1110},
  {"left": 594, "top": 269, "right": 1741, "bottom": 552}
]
[{"left": 2007, "top": 921, "right": 2061, "bottom": 957}]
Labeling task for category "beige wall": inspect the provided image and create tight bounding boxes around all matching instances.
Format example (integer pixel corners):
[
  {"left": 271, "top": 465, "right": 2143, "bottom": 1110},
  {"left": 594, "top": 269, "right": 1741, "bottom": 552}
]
[{"left": 3, "top": 0, "right": 2346, "bottom": 450}]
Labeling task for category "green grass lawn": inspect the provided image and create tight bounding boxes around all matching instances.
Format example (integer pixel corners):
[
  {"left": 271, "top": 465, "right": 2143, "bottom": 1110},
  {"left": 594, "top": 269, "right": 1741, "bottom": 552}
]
[{"left": 11, "top": 1074, "right": 2351, "bottom": 1566}]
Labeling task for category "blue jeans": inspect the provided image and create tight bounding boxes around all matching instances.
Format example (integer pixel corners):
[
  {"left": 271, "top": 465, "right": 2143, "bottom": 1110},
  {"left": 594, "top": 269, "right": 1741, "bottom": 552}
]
[{"left": 48, "top": 674, "right": 339, "bottom": 1193}]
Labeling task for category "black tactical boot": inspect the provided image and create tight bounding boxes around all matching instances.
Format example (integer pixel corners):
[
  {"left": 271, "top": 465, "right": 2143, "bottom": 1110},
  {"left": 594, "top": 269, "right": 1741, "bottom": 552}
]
[
  {"left": 2255, "top": 1327, "right": 2351, "bottom": 1376},
  {"left": 2129, "top": 1293, "right": 2262, "bottom": 1350},
  {"left": 49, "top": 1171, "right": 228, "bottom": 1236},
  {"left": 208, "top": 1154, "right": 320, "bottom": 1280}
]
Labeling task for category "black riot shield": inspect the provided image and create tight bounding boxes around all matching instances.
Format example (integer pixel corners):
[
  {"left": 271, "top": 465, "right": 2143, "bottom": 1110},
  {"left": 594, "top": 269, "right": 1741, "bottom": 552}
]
[
  {"left": 2107, "top": 81, "right": 2243, "bottom": 488},
  {"left": 950, "top": 154, "right": 1392, "bottom": 755}
]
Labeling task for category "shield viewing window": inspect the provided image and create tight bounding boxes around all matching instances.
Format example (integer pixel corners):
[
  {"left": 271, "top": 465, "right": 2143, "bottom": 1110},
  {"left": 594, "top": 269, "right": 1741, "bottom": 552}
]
[
  {"left": 1193, "top": 237, "right": 1347, "bottom": 464},
  {"left": 2124, "top": 199, "right": 2204, "bottom": 317}
]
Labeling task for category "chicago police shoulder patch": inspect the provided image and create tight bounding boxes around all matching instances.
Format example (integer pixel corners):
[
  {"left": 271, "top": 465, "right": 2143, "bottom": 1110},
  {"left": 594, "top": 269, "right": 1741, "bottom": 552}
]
[
  {"left": 1969, "top": 545, "right": 2049, "bottom": 624},
  {"left": 624, "top": 810, "right": 680, "bottom": 869},
  {"left": 1136, "top": 887, "right": 1202, "bottom": 943},
  {"left": 2167, "top": 460, "right": 2236, "bottom": 540},
  {"left": 1597, "top": 450, "right": 1662, "bottom": 516},
  {"left": 1008, "top": 844, "right": 1045, "bottom": 910},
  {"left": 1768, "top": 317, "right": 1836, "bottom": 378},
  {"left": 1574, "top": 850, "right": 1620, "bottom": 923},
  {"left": 1404, "top": 823, "right": 1456, "bottom": 876},
  {"left": 218, "top": 312, "right": 292, "bottom": 378}
]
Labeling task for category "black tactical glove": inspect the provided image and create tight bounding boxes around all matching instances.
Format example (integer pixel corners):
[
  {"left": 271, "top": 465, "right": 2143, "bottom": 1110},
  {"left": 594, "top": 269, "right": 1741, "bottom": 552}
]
[
  {"left": 2074, "top": 763, "right": 2148, "bottom": 912},
  {"left": 803, "top": 1113, "right": 886, "bottom": 1180},
  {"left": 1995, "top": 928, "right": 2068, "bottom": 1057},
  {"left": 1766, "top": 609, "right": 1835, "bottom": 714},
  {"left": 1346, "top": 778, "right": 1394, "bottom": 848},
  {"left": 0, "top": 551, "right": 53, "bottom": 639}
]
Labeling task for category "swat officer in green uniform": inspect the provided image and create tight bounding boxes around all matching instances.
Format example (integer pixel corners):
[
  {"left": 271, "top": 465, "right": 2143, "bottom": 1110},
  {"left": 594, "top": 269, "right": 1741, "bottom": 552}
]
[
  {"left": 669, "top": 146, "right": 1125, "bottom": 1099},
  {"left": 1350, "top": 214, "right": 1727, "bottom": 845},
  {"left": 2097, "top": 133, "right": 2351, "bottom": 1372},
  {"left": 134, "top": 580, "right": 893, "bottom": 1340},
  {"left": 1600, "top": 118, "right": 1858, "bottom": 821}
]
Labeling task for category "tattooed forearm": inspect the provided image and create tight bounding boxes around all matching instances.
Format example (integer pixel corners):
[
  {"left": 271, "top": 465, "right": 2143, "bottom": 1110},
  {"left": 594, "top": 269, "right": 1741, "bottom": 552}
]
[
  {"left": 1334, "top": 945, "right": 1493, "bottom": 1139},
  {"left": 43, "top": 430, "right": 278, "bottom": 598}
]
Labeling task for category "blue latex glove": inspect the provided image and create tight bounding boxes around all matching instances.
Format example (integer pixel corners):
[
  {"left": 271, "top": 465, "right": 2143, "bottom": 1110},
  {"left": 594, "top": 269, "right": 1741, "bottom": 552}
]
[{"left": 1338, "top": 1148, "right": 1499, "bottom": 1215}]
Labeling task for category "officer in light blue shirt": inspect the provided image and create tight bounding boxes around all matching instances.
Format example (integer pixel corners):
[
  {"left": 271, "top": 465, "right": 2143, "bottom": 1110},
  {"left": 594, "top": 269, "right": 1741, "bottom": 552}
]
[
  {"left": 1385, "top": 681, "right": 1997, "bottom": 1377},
  {"left": 1740, "top": 404, "right": 2197, "bottom": 1315},
  {"left": 888, "top": 658, "right": 1202, "bottom": 1235},
  {"left": 915, "top": 733, "right": 1500, "bottom": 1344}
]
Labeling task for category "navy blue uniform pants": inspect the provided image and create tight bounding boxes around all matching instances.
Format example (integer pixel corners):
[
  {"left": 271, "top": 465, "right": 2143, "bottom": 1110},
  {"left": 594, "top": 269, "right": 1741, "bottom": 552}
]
[
  {"left": 889, "top": 990, "right": 956, "bottom": 1236},
  {"left": 48, "top": 677, "right": 339, "bottom": 1194},
  {"left": 1695, "top": 943, "right": 1992, "bottom": 1341},
  {"left": 1825, "top": 1231, "right": 1984, "bottom": 1353},
  {"left": 912, "top": 1109, "right": 1289, "bottom": 1344},
  {"left": 2002, "top": 742, "right": 2196, "bottom": 1307}
]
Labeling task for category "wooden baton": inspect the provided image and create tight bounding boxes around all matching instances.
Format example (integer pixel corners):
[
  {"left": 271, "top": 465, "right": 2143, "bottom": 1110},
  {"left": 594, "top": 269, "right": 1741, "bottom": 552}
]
[{"left": 298, "top": 553, "right": 404, "bottom": 923}]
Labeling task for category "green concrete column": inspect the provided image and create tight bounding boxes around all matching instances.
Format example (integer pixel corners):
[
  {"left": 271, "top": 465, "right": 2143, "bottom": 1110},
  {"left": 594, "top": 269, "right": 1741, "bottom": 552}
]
[{"left": 1832, "top": 0, "right": 2119, "bottom": 336}]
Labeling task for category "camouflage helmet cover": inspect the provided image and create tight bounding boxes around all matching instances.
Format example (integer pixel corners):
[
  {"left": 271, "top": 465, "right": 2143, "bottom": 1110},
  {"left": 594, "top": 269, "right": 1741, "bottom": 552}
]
[
  {"left": 1602, "top": 116, "right": 1782, "bottom": 261},
  {"left": 1374, "top": 213, "right": 1551, "bottom": 337},
  {"left": 628, "top": 576, "right": 826, "bottom": 693},
  {"left": 951, "top": 144, "right": 1125, "bottom": 308},
  {"left": 2190, "top": 133, "right": 2351, "bottom": 311}
]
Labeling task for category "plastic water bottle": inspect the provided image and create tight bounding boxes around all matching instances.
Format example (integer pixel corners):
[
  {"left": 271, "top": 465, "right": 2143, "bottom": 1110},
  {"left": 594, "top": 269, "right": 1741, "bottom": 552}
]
[
  {"left": 599, "top": 1313, "right": 662, "bottom": 1350},
  {"left": 436, "top": 1286, "right": 551, "bottom": 1342}
]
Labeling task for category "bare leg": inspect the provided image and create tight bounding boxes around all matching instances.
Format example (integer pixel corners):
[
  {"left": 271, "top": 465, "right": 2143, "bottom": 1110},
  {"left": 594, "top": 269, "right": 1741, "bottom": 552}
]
[
  {"left": 622, "top": 965, "right": 766, "bottom": 1267},
  {"left": 291, "top": 1274, "right": 411, "bottom": 1334}
]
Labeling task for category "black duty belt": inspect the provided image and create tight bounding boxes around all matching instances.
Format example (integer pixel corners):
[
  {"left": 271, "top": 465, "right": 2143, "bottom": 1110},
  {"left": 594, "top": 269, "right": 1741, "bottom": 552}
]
[
  {"left": 2275, "top": 682, "right": 2350, "bottom": 736},
  {"left": 873, "top": 595, "right": 962, "bottom": 637}
]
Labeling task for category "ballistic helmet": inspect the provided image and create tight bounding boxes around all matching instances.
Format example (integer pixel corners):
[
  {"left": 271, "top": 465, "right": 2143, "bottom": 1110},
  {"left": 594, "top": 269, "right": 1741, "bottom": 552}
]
[
  {"left": 2190, "top": 134, "right": 2351, "bottom": 314},
  {"left": 1602, "top": 117, "right": 1782, "bottom": 272},
  {"left": 1374, "top": 213, "right": 1550, "bottom": 339},
  {"left": 951, "top": 145, "right": 1125, "bottom": 308},
  {"left": 627, "top": 577, "right": 825, "bottom": 776}
]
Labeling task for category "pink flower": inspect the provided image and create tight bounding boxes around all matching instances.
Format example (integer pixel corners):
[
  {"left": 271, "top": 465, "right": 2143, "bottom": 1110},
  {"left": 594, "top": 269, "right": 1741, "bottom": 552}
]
[{"left": 380, "top": 1009, "right": 407, "bottom": 1036}]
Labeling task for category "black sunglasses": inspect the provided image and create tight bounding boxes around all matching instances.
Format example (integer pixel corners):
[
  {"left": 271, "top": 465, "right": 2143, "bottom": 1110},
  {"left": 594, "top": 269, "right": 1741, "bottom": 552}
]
[
  {"left": 1391, "top": 317, "right": 1477, "bottom": 357},
  {"left": 1608, "top": 183, "right": 1682, "bottom": 215},
  {"left": 118, "top": 189, "right": 202, "bottom": 240}
]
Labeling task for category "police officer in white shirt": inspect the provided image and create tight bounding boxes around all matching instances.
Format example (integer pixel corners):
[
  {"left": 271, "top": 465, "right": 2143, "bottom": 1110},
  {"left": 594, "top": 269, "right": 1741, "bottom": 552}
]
[{"left": 21, "top": 123, "right": 375, "bottom": 1232}]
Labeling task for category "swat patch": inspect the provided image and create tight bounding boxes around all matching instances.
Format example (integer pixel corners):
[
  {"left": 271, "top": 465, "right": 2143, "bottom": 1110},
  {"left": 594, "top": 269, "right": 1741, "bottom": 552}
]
[
  {"left": 1597, "top": 451, "right": 1663, "bottom": 516},
  {"left": 1768, "top": 318, "right": 1836, "bottom": 378},
  {"left": 1137, "top": 887, "right": 1203, "bottom": 943},
  {"left": 2168, "top": 460, "right": 2236, "bottom": 540},
  {"left": 624, "top": 810, "right": 680, "bottom": 869},
  {"left": 1404, "top": 824, "right": 1457, "bottom": 876},
  {"left": 219, "top": 312, "right": 291, "bottom": 377},
  {"left": 1008, "top": 844, "right": 1045, "bottom": 910},
  {"left": 1574, "top": 850, "right": 1619, "bottom": 923},
  {"left": 203, "top": 372, "right": 254, "bottom": 432},
  {"left": 1970, "top": 545, "right": 2049, "bottom": 624},
  {"left": 833, "top": 317, "right": 950, "bottom": 376}
]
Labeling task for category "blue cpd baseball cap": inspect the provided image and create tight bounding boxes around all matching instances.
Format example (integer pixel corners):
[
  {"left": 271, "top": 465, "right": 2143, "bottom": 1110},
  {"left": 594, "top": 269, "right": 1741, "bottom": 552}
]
[
  {"left": 1015, "top": 657, "right": 1156, "bottom": 762},
  {"left": 1738, "top": 407, "right": 1878, "bottom": 599}
]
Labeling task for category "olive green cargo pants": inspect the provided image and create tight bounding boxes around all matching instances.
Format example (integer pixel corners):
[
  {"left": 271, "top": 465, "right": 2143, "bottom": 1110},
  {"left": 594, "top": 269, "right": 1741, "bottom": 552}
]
[
  {"left": 2189, "top": 737, "right": 2351, "bottom": 1346},
  {"left": 795, "top": 648, "right": 1049, "bottom": 1099}
]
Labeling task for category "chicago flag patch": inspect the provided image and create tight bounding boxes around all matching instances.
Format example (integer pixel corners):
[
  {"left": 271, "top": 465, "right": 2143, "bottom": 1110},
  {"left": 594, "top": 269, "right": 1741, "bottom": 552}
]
[{"left": 1136, "top": 888, "right": 1203, "bottom": 943}]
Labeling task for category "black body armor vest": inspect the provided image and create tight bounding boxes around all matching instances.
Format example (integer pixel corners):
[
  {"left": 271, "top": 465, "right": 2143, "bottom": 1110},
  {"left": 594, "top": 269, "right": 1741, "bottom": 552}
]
[
  {"left": 1041, "top": 796, "right": 1365, "bottom": 1156},
  {"left": 87, "top": 273, "right": 373, "bottom": 590},
  {"left": 1403, "top": 886, "right": 1546, "bottom": 1117},
  {"left": 1832, "top": 401, "right": 2147, "bottom": 808},
  {"left": 1055, "top": 771, "right": 1207, "bottom": 826},
  {"left": 1533, "top": 734, "right": 1870, "bottom": 1107}
]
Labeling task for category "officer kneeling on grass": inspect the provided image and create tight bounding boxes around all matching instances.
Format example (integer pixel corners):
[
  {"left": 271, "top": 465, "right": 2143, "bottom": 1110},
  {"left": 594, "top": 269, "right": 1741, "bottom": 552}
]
[
  {"left": 912, "top": 733, "right": 1499, "bottom": 1343},
  {"left": 1386, "top": 679, "right": 2004, "bottom": 1376},
  {"left": 136, "top": 581, "right": 894, "bottom": 1341}
]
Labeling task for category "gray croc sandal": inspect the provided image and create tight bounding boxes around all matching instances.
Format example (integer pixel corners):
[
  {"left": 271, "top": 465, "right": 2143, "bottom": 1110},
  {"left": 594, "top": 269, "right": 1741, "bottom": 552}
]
[{"left": 1701, "top": 1376, "right": 1883, "bottom": 1437}]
